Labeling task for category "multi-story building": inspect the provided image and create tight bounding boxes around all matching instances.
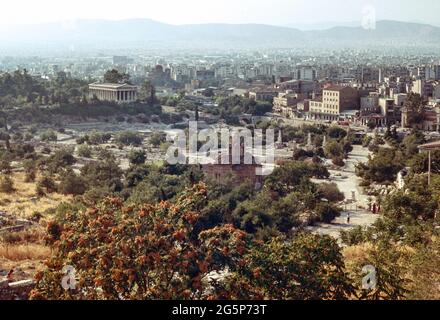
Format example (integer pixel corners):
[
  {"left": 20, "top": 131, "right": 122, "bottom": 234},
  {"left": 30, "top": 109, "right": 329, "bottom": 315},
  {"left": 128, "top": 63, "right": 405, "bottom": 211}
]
[
  {"left": 275, "top": 80, "right": 316, "bottom": 97},
  {"left": 412, "top": 79, "right": 434, "bottom": 98},
  {"left": 360, "top": 94, "right": 379, "bottom": 115},
  {"left": 394, "top": 93, "right": 408, "bottom": 107},
  {"left": 249, "top": 89, "right": 279, "bottom": 102},
  {"left": 402, "top": 105, "right": 440, "bottom": 131},
  {"left": 273, "top": 92, "right": 302, "bottom": 117},
  {"left": 310, "top": 85, "right": 359, "bottom": 121},
  {"left": 434, "top": 83, "right": 440, "bottom": 100}
]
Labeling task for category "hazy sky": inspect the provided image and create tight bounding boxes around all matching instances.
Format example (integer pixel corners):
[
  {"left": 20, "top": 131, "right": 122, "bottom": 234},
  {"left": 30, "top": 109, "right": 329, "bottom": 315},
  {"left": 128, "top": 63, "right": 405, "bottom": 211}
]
[{"left": 1, "top": 0, "right": 439, "bottom": 27}]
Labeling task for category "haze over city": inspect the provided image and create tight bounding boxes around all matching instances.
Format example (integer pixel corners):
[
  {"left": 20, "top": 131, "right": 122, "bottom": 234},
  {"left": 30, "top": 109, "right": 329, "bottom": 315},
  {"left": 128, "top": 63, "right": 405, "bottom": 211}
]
[{"left": 1, "top": 0, "right": 439, "bottom": 28}]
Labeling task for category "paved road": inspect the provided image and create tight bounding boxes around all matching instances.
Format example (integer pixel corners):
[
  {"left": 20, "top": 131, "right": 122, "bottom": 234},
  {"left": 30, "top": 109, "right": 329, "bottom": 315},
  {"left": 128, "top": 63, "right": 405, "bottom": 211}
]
[{"left": 308, "top": 145, "right": 379, "bottom": 240}]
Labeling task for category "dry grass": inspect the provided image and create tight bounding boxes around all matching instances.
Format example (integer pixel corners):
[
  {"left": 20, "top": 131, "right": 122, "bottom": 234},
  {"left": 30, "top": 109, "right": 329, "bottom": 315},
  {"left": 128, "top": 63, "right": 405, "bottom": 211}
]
[
  {"left": 343, "top": 243, "right": 373, "bottom": 263},
  {"left": 0, "top": 172, "right": 72, "bottom": 219},
  {"left": 0, "top": 243, "right": 51, "bottom": 261}
]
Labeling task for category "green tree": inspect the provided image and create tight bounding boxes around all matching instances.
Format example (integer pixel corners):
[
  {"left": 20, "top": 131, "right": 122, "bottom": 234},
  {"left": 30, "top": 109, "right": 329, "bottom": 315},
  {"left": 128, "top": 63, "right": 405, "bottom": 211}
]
[
  {"left": 40, "top": 129, "right": 57, "bottom": 142},
  {"left": 128, "top": 149, "right": 146, "bottom": 165},
  {"left": 0, "top": 175, "right": 15, "bottom": 193},
  {"left": 115, "top": 131, "right": 143, "bottom": 147},
  {"left": 404, "top": 93, "right": 426, "bottom": 128},
  {"left": 58, "top": 171, "right": 87, "bottom": 196},
  {"left": 232, "top": 233, "right": 354, "bottom": 300},
  {"left": 140, "top": 81, "right": 157, "bottom": 105},
  {"left": 77, "top": 144, "right": 92, "bottom": 158},
  {"left": 103, "top": 69, "right": 130, "bottom": 84},
  {"left": 37, "top": 175, "right": 57, "bottom": 194},
  {"left": 348, "top": 241, "right": 409, "bottom": 300}
]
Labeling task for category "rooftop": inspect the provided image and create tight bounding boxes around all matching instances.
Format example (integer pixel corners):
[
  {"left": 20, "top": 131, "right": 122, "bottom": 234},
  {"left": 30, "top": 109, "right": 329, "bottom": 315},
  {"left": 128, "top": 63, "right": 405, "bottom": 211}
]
[
  {"left": 89, "top": 83, "right": 137, "bottom": 89},
  {"left": 324, "top": 85, "right": 350, "bottom": 92},
  {"left": 419, "top": 140, "right": 440, "bottom": 151}
]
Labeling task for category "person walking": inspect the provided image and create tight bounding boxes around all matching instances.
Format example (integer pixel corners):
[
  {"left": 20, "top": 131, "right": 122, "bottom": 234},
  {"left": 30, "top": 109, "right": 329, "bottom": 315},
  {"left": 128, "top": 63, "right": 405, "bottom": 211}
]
[
  {"left": 5, "top": 269, "right": 13, "bottom": 282},
  {"left": 346, "top": 212, "right": 351, "bottom": 224}
]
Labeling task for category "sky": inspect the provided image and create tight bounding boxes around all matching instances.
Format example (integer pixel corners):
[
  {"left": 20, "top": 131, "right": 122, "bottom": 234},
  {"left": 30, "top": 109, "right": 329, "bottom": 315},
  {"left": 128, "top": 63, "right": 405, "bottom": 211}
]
[{"left": 1, "top": 0, "right": 439, "bottom": 27}]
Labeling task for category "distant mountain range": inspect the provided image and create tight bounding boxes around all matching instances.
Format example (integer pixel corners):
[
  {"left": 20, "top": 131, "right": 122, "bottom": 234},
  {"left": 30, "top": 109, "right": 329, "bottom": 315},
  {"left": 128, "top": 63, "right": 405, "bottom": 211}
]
[{"left": 1, "top": 19, "right": 440, "bottom": 53}]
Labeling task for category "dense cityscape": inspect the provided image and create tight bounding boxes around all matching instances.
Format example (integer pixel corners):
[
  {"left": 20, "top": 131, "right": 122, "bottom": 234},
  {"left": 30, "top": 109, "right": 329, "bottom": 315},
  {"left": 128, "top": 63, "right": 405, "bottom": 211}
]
[{"left": 2, "top": 0, "right": 440, "bottom": 309}]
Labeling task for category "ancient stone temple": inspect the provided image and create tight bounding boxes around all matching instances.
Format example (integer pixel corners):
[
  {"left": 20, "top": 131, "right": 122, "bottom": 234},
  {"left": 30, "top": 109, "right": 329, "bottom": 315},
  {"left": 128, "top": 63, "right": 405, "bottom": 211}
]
[{"left": 88, "top": 83, "right": 138, "bottom": 103}]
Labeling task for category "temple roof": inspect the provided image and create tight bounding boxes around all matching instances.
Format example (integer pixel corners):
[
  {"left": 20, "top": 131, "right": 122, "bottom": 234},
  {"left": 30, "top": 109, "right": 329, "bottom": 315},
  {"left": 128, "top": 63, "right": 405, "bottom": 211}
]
[{"left": 89, "top": 83, "right": 137, "bottom": 90}]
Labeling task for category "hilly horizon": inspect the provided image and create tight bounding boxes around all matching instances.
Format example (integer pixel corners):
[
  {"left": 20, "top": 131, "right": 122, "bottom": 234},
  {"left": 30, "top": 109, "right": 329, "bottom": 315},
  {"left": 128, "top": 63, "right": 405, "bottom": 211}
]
[{"left": 1, "top": 18, "right": 440, "bottom": 54}]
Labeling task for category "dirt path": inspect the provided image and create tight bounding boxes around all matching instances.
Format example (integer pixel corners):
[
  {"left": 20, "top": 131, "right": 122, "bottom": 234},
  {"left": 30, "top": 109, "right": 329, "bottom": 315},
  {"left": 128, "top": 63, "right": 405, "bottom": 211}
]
[{"left": 307, "top": 145, "right": 379, "bottom": 240}]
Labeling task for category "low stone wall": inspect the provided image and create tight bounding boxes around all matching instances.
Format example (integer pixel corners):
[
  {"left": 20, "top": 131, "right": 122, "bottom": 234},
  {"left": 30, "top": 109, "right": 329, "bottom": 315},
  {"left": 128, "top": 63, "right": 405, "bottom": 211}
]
[{"left": 0, "top": 279, "right": 35, "bottom": 300}]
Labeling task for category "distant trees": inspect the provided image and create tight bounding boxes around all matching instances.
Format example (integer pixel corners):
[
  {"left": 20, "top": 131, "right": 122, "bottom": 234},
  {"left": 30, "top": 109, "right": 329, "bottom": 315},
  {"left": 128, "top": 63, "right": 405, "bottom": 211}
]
[
  {"left": 356, "top": 148, "right": 404, "bottom": 184},
  {"left": 140, "top": 81, "right": 158, "bottom": 106},
  {"left": 44, "top": 149, "right": 77, "bottom": 175},
  {"left": 128, "top": 149, "right": 146, "bottom": 165},
  {"left": 77, "top": 144, "right": 92, "bottom": 158},
  {"left": 404, "top": 93, "right": 426, "bottom": 128},
  {"left": 324, "top": 140, "right": 344, "bottom": 160},
  {"left": 215, "top": 96, "right": 272, "bottom": 118},
  {"left": 115, "top": 131, "right": 143, "bottom": 147},
  {"left": 327, "top": 126, "right": 347, "bottom": 140},
  {"left": 23, "top": 159, "right": 37, "bottom": 182},
  {"left": 37, "top": 175, "right": 57, "bottom": 194},
  {"left": 80, "top": 157, "right": 123, "bottom": 193},
  {"left": 149, "top": 132, "right": 166, "bottom": 148},
  {"left": 265, "top": 161, "right": 320, "bottom": 197},
  {"left": 0, "top": 175, "right": 15, "bottom": 193},
  {"left": 0, "top": 158, "right": 12, "bottom": 174},
  {"left": 103, "top": 69, "right": 131, "bottom": 84},
  {"left": 76, "top": 131, "right": 112, "bottom": 146},
  {"left": 40, "top": 129, "right": 57, "bottom": 142},
  {"left": 58, "top": 171, "right": 87, "bottom": 196},
  {"left": 89, "top": 131, "right": 112, "bottom": 145},
  {"left": 318, "top": 182, "right": 345, "bottom": 203}
]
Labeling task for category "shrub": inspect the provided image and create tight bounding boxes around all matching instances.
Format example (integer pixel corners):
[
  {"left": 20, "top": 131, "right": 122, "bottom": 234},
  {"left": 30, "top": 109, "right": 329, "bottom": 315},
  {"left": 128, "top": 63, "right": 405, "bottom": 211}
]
[
  {"left": 115, "top": 131, "right": 143, "bottom": 146},
  {"left": 318, "top": 183, "right": 345, "bottom": 203},
  {"left": 37, "top": 175, "right": 57, "bottom": 193},
  {"left": 332, "top": 157, "right": 345, "bottom": 167},
  {"left": 0, "top": 176, "right": 15, "bottom": 193},
  {"left": 58, "top": 172, "right": 87, "bottom": 196},
  {"left": 40, "top": 129, "right": 57, "bottom": 142},
  {"left": 316, "top": 203, "right": 340, "bottom": 223},
  {"left": 77, "top": 144, "right": 92, "bottom": 158},
  {"left": 128, "top": 149, "right": 146, "bottom": 165}
]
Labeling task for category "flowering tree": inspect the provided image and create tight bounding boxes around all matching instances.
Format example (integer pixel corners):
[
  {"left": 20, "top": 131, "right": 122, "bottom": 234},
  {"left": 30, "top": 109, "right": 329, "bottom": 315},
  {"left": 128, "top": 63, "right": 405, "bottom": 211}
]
[
  {"left": 31, "top": 183, "right": 250, "bottom": 300},
  {"left": 31, "top": 182, "right": 353, "bottom": 300}
]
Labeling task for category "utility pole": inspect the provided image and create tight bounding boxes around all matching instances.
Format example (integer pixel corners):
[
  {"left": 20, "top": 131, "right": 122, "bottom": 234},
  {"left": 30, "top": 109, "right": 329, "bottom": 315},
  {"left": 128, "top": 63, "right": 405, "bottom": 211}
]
[{"left": 428, "top": 150, "right": 432, "bottom": 186}]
